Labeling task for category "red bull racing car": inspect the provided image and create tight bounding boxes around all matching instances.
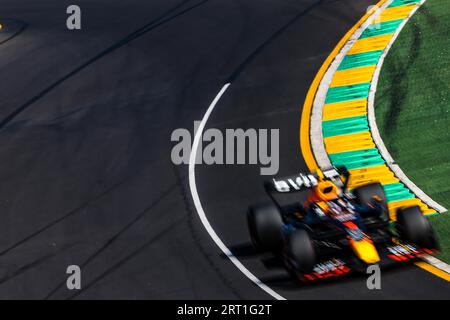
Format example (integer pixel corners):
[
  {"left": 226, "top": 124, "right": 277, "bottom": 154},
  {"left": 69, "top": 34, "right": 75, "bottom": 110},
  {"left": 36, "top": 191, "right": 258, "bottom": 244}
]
[{"left": 247, "top": 166, "right": 439, "bottom": 281}]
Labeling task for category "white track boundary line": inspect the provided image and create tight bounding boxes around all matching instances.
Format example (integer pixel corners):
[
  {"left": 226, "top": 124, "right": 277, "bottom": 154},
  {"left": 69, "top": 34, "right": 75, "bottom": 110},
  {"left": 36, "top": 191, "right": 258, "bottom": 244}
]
[
  {"left": 365, "top": 0, "right": 450, "bottom": 276},
  {"left": 188, "top": 83, "right": 286, "bottom": 300},
  {"left": 367, "top": 0, "right": 447, "bottom": 213},
  {"left": 420, "top": 254, "right": 450, "bottom": 274},
  {"left": 189, "top": 1, "right": 449, "bottom": 296},
  {"left": 310, "top": 0, "right": 392, "bottom": 168},
  {"left": 310, "top": 0, "right": 450, "bottom": 276}
]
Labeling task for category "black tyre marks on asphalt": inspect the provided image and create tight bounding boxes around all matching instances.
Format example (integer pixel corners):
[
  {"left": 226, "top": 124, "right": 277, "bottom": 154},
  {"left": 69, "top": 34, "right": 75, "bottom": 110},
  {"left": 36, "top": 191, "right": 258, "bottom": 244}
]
[
  {"left": 0, "top": 176, "right": 130, "bottom": 256},
  {"left": 173, "top": 164, "right": 244, "bottom": 299},
  {"left": 43, "top": 184, "right": 177, "bottom": 299},
  {"left": 0, "top": 0, "right": 213, "bottom": 130},
  {"left": 0, "top": 0, "right": 215, "bottom": 298},
  {"left": 67, "top": 216, "right": 187, "bottom": 300},
  {"left": 0, "top": 19, "right": 28, "bottom": 45},
  {"left": 0, "top": 242, "right": 78, "bottom": 285},
  {"left": 0, "top": 0, "right": 211, "bottom": 268},
  {"left": 227, "top": 0, "right": 327, "bottom": 82}
]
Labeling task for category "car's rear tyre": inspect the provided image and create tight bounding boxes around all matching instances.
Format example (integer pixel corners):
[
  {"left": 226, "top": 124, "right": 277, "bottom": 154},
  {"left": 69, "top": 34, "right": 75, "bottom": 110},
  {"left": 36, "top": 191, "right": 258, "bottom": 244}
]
[
  {"left": 284, "top": 229, "right": 316, "bottom": 273},
  {"left": 247, "top": 202, "right": 283, "bottom": 252},
  {"left": 353, "top": 182, "right": 387, "bottom": 207},
  {"left": 396, "top": 205, "right": 438, "bottom": 249},
  {"left": 353, "top": 182, "right": 388, "bottom": 219}
]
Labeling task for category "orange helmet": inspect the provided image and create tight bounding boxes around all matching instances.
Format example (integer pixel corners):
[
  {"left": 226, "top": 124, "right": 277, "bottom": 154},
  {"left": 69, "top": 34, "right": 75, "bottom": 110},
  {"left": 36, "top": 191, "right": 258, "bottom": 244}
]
[{"left": 313, "top": 180, "right": 341, "bottom": 201}]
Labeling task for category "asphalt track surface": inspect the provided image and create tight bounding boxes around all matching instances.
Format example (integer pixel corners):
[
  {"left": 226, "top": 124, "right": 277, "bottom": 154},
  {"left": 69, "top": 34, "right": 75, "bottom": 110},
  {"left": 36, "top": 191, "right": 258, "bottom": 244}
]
[{"left": 0, "top": 0, "right": 448, "bottom": 299}]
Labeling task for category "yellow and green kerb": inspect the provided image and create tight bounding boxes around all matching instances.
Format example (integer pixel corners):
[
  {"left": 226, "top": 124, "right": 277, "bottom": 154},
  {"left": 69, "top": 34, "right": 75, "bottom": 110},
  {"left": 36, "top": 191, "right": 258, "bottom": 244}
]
[{"left": 321, "top": 0, "right": 436, "bottom": 219}]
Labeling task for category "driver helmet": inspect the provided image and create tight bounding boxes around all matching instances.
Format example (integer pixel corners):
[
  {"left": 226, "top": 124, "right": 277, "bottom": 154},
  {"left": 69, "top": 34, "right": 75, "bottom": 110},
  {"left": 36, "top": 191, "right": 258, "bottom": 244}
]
[{"left": 313, "top": 180, "right": 341, "bottom": 202}]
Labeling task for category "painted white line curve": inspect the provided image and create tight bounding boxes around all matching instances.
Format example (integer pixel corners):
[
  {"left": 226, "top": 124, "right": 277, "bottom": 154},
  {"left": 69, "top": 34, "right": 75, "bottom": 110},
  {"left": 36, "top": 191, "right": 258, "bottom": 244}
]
[
  {"left": 188, "top": 83, "right": 286, "bottom": 300},
  {"left": 310, "top": 0, "right": 392, "bottom": 168},
  {"left": 365, "top": 0, "right": 450, "bottom": 274},
  {"left": 421, "top": 254, "right": 450, "bottom": 274},
  {"left": 367, "top": 0, "right": 447, "bottom": 213},
  {"left": 309, "top": 0, "right": 450, "bottom": 274}
]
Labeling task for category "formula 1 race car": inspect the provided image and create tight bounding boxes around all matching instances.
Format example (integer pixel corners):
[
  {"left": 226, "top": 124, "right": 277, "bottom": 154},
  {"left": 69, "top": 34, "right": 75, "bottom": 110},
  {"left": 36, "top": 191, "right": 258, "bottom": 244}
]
[{"left": 247, "top": 166, "right": 439, "bottom": 281}]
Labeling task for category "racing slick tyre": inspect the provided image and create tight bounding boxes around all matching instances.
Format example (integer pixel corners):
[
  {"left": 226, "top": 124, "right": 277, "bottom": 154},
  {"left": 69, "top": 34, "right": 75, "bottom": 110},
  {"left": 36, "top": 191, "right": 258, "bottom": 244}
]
[
  {"left": 353, "top": 182, "right": 388, "bottom": 220},
  {"left": 247, "top": 202, "right": 283, "bottom": 252},
  {"left": 353, "top": 182, "right": 387, "bottom": 207},
  {"left": 396, "top": 206, "right": 439, "bottom": 249},
  {"left": 283, "top": 229, "right": 316, "bottom": 274}
]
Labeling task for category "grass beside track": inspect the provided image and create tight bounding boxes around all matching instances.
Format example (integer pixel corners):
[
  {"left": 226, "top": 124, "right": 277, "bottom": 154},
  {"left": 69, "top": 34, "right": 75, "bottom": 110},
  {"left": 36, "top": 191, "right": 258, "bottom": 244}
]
[{"left": 375, "top": 0, "right": 450, "bottom": 263}]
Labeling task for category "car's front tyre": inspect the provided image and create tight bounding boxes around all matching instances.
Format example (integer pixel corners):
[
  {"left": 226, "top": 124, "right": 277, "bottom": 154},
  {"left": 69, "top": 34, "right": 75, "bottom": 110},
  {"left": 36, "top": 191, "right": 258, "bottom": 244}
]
[
  {"left": 396, "top": 205, "right": 439, "bottom": 249},
  {"left": 283, "top": 229, "right": 316, "bottom": 274},
  {"left": 353, "top": 182, "right": 389, "bottom": 220},
  {"left": 247, "top": 202, "right": 284, "bottom": 252}
]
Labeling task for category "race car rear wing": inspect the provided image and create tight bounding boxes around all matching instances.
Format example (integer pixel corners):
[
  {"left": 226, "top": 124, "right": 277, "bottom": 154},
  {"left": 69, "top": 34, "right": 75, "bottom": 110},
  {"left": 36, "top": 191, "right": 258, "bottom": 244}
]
[{"left": 264, "top": 166, "right": 349, "bottom": 194}]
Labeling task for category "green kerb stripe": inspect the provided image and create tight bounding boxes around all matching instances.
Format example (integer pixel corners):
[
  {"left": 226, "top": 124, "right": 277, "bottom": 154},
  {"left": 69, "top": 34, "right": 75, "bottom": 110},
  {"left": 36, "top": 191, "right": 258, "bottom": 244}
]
[
  {"left": 338, "top": 51, "right": 383, "bottom": 70},
  {"left": 359, "top": 19, "right": 403, "bottom": 39},
  {"left": 322, "top": 115, "right": 369, "bottom": 137},
  {"left": 325, "top": 83, "right": 371, "bottom": 104},
  {"left": 388, "top": 0, "right": 421, "bottom": 8},
  {"left": 383, "top": 182, "right": 415, "bottom": 202},
  {"left": 328, "top": 148, "right": 386, "bottom": 170}
]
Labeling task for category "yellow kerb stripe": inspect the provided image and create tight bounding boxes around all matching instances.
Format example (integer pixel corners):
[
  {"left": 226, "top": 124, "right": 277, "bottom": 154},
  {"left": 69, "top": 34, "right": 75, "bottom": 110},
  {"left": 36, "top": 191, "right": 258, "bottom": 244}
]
[
  {"left": 388, "top": 198, "right": 435, "bottom": 220},
  {"left": 324, "top": 132, "right": 375, "bottom": 154},
  {"left": 348, "top": 34, "right": 393, "bottom": 54},
  {"left": 330, "top": 65, "right": 377, "bottom": 87},
  {"left": 378, "top": 4, "right": 417, "bottom": 22},
  {"left": 299, "top": 0, "right": 449, "bottom": 282},
  {"left": 415, "top": 262, "right": 450, "bottom": 282},
  {"left": 323, "top": 99, "right": 367, "bottom": 121},
  {"left": 347, "top": 164, "right": 399, "bottom": 189},
  {"left": 300, "top": 0, "right": 390, "bottom": 171}
]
